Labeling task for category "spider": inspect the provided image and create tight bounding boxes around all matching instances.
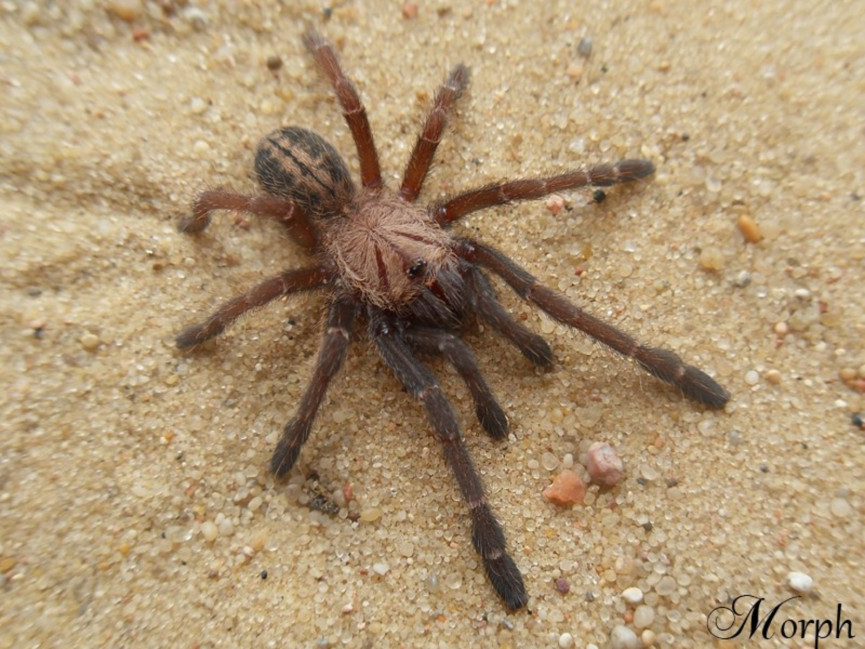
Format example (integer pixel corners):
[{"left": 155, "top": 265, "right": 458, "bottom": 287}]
[{"left": 176, "top": 30, "right": 729, "bottom": 611}]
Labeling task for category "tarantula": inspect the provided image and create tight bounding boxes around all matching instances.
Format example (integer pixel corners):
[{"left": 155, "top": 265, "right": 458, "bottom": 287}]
[{"left": 176, "top": 30, "right": 729, "bottom": 610}]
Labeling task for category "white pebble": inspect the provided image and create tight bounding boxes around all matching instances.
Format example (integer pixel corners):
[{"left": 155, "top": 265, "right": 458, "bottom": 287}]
[
  {"left": 585, "top": 442, "right": 625, "bottom": 487},
  {"left": 216, "top": 517, "right": 234, "bottom": 537},
  {"left": 744, "top": 370, "right": 760, "bottom": 385},
  {"left": 830, "top": 497, "right": 852, "bottom": 518},
  {"left": 787, "top": 571, "right": 813, "bottom": 594},
  {"left": 633, "top": 604, "right": 655, "bottom": 628},
  {"left": 609, "top": 624, "right": 640, "bottom": 649},
  {"left": 558, "top": 632, "right": 575, "bottom": 648},
  {"left": 541, "top": 451, "right": 560, "bottom": 471},
  {"left": 201, "top": 521, "right": 218, "bottom": 542},
  {"left": 621, "top": 586, "right": 644, "bottom": 604},
  {"left": 189, "top": 97, "right": 208, "bottom": 115},
  {"left": 371, "top": 562, "right": 389, "bottom": 576}
]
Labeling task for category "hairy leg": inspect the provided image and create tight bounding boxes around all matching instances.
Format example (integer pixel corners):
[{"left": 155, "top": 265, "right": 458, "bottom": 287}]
[
  {"left": 176, "top": 266, "right": 331, "bottom": 347},
  {"left": 179, "top": 189, "right": 318, "bottom": 251},
  {"left": 399, "top": 64, "right": 470, "bottom": 203},
  {"left": 302, "top": 30, "right": 382, "bottom": 190},
  {"left": 457, "top": 238, "right": 730, "bottom": 408},
  {"left": 464, "top": 265, "right": 553, "bottom": 368},
  {"left": 403, "top": 326, "right": 508, "bottom": 439},
  {"left": 271, "top": 294, "right": 359, "bottom": 477},
  {"left": 369, "top": 307, "right": 527, "bottom": 610},
  {"left": 434, "top": 159, "right": 654, "bottom": 226}
]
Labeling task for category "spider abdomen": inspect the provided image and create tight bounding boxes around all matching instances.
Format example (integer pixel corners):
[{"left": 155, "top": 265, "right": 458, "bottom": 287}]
[{"left": 255, "top": 126, "right": 355, "bottom": 219}]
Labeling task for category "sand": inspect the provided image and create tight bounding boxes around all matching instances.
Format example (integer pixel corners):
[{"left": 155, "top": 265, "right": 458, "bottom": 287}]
[{"left": 2, "top": 1, "right": 863, "bottom": 647}]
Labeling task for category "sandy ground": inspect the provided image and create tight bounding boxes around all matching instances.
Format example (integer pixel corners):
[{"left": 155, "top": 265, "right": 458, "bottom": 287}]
[{"left": 2, "top": 1, "right": 864, "bottom": 647}]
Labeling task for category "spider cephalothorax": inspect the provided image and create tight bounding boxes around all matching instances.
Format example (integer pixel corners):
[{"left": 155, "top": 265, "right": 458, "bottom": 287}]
[{"left": 177, "top": 30, "right": 729, "bottom": 611}]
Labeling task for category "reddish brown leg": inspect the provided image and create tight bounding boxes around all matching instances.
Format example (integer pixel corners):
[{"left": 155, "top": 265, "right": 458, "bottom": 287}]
[
  {"left": 464, "top": 266, "right": 553, "bottom": 368},
  {"left": 271, "top": 294, "right": 358, "bottom": 477},
  {"left": 176, "top": 266, "right": 331, "bottom": 347},
  {"left": 399, "top": 64, "right": 470, "bottom": 203},
  {"left": 457, "top": 238, "right": 730, "bottom": 408},
  {"left": 179, "top": 189, "right": 319, "bottom": 251},
  {"left": 434, "top": 159, "right": 655, "bottom": 225},
  {"left": 403, "top": 326, "right": 509, "bottom": 439},
  {"left": 368, "top": 307, "right": 527, "bottom": 610},
  {"left": 302, "top": 30, "right": 382, "bottom": 191}
]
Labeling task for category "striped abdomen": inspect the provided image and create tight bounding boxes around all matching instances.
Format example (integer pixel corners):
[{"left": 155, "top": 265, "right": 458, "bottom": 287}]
[{"left": 254, "top": 126, "right": 355, "bottom": 219}]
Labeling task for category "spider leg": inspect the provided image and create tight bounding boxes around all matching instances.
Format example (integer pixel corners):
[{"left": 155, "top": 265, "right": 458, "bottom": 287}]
[
  {"left": 434, "top": 159, "right": 655, "bottom": 226},
  {"left": 271, "top": 293, "right": 359, "bottom": 477},
  {"left": 302, "top": 30, "right": 382, "bottom": 191},
  {"left": 176, "top": 266, "right": 331, "bottom": 348},
  {"left": 464, "top": 265, "right": 554, "bottom": 368},
  {"left": 399, "top": 64, "right": 470, "bottom": 203},
  {"left": 369, "top": 307, "right": 527, "bottom": 610},
  {"left": 457, "top": 238, "right": 730, "bottom": 408},
  {"left": 179, "top": 189, "right": 318, "bottom": 251},
  {"left": 403, "top": 326, "right": 508, "bottom": 439}
]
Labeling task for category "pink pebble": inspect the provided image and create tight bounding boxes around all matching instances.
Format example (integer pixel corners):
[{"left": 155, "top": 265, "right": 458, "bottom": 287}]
[
  {"left": 585, "top": 442, "right": 625, "bottom": 487},
  {"left": 543, "top": 469, "right": 587, "bottom": 506}
]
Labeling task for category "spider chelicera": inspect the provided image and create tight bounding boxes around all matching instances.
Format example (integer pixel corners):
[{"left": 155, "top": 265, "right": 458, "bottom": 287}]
[{"left": 176, "top": 30, "right": 729, "bottom": 610}]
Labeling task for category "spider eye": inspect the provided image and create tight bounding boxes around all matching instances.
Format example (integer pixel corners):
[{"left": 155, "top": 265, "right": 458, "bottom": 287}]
[{"left": 407, "top": 259, "right": 426, "bottom": 278}]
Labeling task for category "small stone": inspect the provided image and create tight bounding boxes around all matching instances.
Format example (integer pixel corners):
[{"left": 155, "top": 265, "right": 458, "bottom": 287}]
[
  {"left": 787, "top": 571, "right": 813, "bottom": 594},
  {"left": 558, "top": 632, "right": 575, "bottom": 648},
  {"left": 705, "top": 174, "right": 722, "bottom": 192},
  {"left": 554, "top": 577, "right": 570, "bottom": 594},
  {"left": 545, "top": 195, "right": 566, "bottom": 215},
  {"left": 641, "top": 629, "right": 657, "bottom": 647},
  {"left": 541, "top": 451, "right": 560, "bottom": 471},
  {"left": 609, "top": 624, "right": 640, "bottom": 649},
  {"left": 189, "top": 97, "right": 208, "bottom": 115},
  {"left": 106, "top": 0, "right": 143, "bottom": 22},
  {"left": 79, "top": 332, "right": 101, "bottom": 351},
  {"left": 633, "top": 604, "right": 655, "bottom": 628},
  {"left": 744, "top": 370, "right": 760, "bottom": 385},
  {"left": 733, "top": 270, "right": 751, "bottom": 287},
  {"left": 585, "top": 442, "right": 625, "bottom": 487},
  {"left": 577, "top": 36, "right": 593, "bottom": 58},
  {"left": 371, "top": 562, "right": 389, "bottom": 576},
  {"left": 830, "top": 497, "right": 852, "bottom": 518},
  {"left": 201, "top": 521, "right": 218, "bottom": 542},
  {"left": 543, "top": 470, "right": 586, "bottom": 506},
  {"left": 698, "top": 245, "right": 726, "bottom": 271},
  {"left": 359, "top": 507, "right": 382, "bottom": 523},
  {"left": 401, "top": 2, "right": 419, "bottom": 19},
  {"left": 655, "top": 575, "right": 677, "bottom": 596},
  {"left": 566, "top": 63, "right": 584, "bottom": 82},
  {"left": 216, "top": 517, "right": 234, "bottom": 537},
  {"left": 266, "top": 55, "right": 283, "bottom": 71},
  {"left": 183, "top": 7, "right": 208, "bottom": 31},
  {"left": 764, "top": 369, "right": 782, "bottom": 385},
  {"left": 621, "top": 586, "right": 644, "bottom": 605},
  {"left": 737, "top": 213, "right": 763, "bottom": 243}
]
